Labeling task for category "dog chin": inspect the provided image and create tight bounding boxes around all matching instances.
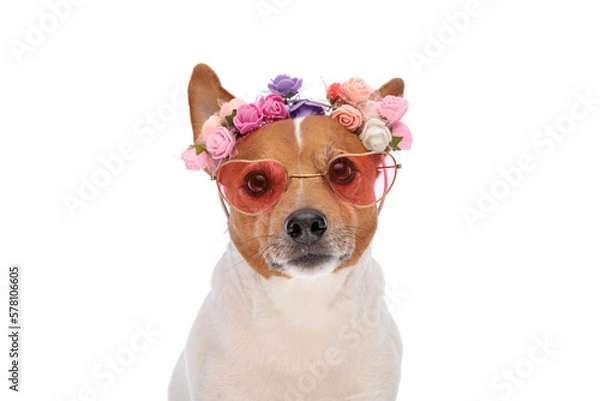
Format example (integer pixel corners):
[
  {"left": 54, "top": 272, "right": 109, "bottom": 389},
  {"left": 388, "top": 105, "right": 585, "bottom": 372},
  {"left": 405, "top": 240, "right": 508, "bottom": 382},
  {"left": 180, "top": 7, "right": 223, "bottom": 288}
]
[{"left": 268, "top": 254, "right": 347, "bottom": 277}]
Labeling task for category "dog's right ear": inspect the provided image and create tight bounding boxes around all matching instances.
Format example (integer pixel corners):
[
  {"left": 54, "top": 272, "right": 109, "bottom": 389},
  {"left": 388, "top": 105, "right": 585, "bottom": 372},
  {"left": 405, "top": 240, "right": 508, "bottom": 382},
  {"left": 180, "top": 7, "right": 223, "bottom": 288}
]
[
  {"left": 377, "top": 77, "right": 405, "bottom": 98},
  {"left": 188, "top": 64, "right": 234, "bottom": 143}
]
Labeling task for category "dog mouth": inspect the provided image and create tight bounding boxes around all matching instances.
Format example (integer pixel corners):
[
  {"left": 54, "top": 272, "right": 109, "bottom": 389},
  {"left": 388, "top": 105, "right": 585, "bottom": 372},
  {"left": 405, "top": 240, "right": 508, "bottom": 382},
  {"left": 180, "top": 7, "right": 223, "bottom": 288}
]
[
  {"left": 267, "top": 247, "right": 351, "bottom": 272},
  {"left": 287, "top": 252, "right": 335, "bottom": 268}
]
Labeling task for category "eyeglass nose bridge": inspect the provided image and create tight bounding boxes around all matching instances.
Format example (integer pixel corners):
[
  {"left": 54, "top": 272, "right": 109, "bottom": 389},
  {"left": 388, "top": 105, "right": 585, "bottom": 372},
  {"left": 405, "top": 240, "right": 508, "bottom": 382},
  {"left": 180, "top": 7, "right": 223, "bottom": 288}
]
[
  {"left": 280, "top": 172, "right": 328, "bottom": 199},
  {"left": 287, "top": 172, "right": 326, "bottom": 180},
  {"left": 282, "top": 173, "right": 329, "bottom": 203}
]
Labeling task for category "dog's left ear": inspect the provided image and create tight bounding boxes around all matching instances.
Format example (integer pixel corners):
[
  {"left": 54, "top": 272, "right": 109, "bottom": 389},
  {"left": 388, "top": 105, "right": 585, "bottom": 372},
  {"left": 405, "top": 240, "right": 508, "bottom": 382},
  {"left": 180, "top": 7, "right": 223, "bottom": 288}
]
[
  {"left": 188, "top": 63, "right": 235, "bottom": 143},
  {"left": 377, "top": 77, "right": 405, "bottom": 98}
]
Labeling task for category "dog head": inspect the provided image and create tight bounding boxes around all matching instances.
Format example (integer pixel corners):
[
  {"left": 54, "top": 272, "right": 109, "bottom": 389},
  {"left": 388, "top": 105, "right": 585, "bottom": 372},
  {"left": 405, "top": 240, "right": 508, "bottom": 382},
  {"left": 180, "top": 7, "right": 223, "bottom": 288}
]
[{"left": 186, "top": 64, "right": 407, "bottom": 279}]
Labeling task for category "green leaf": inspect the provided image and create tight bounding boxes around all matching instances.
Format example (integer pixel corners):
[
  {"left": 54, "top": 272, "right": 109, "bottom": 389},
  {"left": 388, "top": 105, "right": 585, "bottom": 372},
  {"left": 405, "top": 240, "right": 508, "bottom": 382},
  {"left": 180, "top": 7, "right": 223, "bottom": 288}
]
[
  {"left": 194, "top": 144, "right": 206, "bottom": 155},
  {"left": 390, "top": 136, "right": 403, "bottom": 151},
  {"left": 225, "top": 109, "right": 237, "bottom": 126}
]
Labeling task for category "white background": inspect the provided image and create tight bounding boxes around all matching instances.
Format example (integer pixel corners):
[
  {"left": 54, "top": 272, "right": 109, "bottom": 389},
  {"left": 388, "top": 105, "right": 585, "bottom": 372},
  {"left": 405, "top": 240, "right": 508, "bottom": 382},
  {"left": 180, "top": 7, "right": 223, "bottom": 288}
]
[{"left": 1, "top": 0, "right": 599, "bottom": 400}]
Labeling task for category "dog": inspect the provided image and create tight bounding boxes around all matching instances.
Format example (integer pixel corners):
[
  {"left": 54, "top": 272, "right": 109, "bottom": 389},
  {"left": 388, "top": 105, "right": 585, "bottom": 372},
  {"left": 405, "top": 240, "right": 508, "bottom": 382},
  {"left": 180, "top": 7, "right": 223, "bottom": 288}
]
[{"left": 169, "top": 64, "right": 409, "bottom": 401}]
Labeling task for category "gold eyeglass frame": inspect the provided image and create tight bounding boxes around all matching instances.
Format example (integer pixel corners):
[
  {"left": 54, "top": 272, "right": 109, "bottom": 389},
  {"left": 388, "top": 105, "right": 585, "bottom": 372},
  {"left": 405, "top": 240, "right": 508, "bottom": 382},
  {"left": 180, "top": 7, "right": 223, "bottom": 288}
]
[{"left": 211, "top": 151, "right": 402, "bottom": 218}]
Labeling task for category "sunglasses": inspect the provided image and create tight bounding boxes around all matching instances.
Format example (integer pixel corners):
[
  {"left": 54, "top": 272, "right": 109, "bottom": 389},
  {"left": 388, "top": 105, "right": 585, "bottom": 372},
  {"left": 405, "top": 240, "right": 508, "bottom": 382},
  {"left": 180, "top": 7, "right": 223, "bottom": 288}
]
[{"left": 212, "top": 152, "right": 401, "bottom": 216}]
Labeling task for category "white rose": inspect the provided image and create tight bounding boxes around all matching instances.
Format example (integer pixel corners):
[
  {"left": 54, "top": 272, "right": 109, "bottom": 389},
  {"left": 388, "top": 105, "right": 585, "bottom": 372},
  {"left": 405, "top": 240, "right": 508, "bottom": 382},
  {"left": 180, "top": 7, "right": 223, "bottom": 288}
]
[{"left": 359, "top": 118, "right": 392, "bottom": 152}]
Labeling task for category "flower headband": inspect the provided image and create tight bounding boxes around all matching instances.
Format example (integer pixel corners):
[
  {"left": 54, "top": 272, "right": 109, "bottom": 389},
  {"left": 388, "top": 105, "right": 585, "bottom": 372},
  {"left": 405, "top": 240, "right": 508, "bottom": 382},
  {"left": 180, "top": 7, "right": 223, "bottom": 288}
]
[{"left": 181, "top": 74, "right": 412, "bottom": 172}]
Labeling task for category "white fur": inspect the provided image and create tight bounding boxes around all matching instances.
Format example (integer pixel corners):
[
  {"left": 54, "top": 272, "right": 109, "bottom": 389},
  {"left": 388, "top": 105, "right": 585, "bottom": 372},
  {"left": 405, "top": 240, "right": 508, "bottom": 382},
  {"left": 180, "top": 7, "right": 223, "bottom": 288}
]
[
  {"left": 292, "top": 117, "right": 305, "bottom": 210},
  {"left": 294, "top": 117, "right": 305, "bottom": 150},
  {"left": 169, "top": 244, "right": 402, "bottom": 401}
]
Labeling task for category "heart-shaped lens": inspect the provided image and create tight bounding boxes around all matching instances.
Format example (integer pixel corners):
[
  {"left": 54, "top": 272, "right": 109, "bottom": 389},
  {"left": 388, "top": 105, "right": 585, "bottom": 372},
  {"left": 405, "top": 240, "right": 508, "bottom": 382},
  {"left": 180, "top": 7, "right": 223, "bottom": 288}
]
[
  {"left": 326, "top": 153, "right": 397, "bottom": 206},
  {"left": 216, "top": 160, "right": 288, "bottom": 214}
]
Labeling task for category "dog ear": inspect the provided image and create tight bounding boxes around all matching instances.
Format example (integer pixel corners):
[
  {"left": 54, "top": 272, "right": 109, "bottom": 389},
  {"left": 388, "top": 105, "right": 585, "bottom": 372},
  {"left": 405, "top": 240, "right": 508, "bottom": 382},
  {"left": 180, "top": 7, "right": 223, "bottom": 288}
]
[
  {"left": 188, "top": 64, "right": 234, "bottom": 143},
  {"left": 377, "top": 77, "right": 405, "bottom": 98}
]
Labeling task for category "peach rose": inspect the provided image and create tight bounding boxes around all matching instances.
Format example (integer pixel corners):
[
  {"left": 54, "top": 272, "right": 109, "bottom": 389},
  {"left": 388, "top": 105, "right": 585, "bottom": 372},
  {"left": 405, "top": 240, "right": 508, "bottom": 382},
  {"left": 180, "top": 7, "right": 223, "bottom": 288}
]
[
  {"left": 342, "top": 78, "right": 372, "bottom": 103},
  {"left": 331, "top": 105, "right": 363, "bottom": 131},
  {"left": 199, "top": 114, "right": 223, "bottom": 144},
  {"left": 219, "top": 98, "right": 247, "bottom": 120}
]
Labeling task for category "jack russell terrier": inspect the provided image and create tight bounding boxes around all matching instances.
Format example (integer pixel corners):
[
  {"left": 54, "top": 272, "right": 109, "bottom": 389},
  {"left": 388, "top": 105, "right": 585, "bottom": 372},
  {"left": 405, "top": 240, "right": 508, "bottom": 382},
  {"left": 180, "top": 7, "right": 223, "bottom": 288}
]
[{"left": 169, "top": 64, "right": 412, "bottom": 401}]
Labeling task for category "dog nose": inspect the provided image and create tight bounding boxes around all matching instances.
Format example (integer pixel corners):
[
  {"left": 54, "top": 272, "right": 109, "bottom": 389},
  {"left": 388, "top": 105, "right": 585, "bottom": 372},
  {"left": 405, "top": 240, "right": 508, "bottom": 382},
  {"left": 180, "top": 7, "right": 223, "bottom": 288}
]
[{"left": 284, "top": 209, "right": 328, "bottom": 245}]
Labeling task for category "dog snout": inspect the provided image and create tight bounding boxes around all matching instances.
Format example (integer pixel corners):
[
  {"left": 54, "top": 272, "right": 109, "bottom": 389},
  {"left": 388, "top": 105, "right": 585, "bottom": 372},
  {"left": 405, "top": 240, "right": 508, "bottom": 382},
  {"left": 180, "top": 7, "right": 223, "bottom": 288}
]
[{"left": 284, "top": 209, "right": 328, "bottom": 245}]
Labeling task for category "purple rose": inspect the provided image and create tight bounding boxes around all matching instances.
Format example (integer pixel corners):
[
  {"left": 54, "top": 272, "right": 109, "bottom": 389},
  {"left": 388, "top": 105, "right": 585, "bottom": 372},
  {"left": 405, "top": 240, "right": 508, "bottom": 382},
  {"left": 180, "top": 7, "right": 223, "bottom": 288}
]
[
  {"left": 288, "top": 100, "right": 326, "bottom": 119},
  {"left": 233, "top": 103, "right": 264, "bottom": 135},
  {"left": 258, "top": 93, "right": 289, "bottom": 122},
  {"left": 268, "top": 74, "right": 303, "bottom": 97}
]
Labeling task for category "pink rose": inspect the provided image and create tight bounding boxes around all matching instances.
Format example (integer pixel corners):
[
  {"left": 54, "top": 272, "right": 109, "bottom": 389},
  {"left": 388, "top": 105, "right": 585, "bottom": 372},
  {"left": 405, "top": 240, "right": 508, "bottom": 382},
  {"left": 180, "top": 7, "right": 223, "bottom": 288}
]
[
  {"left": 219, "top": 98, "right": 246, "bottom": 120},
  {"left": 342, "top": 78, "right": 372, "bottom": 103},
  {"left": 258, "top": 93, "right": 289, "bottom": 122},
  {"left": 233, "top": 103, "right": 264, "bottom": 135},
  {"left": 331, "top": 105, "right": 363, "bottom": 131},
  {"left": 390, "top": 120, "right": 412, "bottom": 150},
  {"left": 378, "top": 96, "right": 408, "bottom": 123},
  {"left": 199, "top": 114, "right": 222, "bottom": 144},
  {"left": 205, "top": 127, "right": 236, "bottom": 159},
  {"left": 181, "top": 147, "right": 218, "bottom": 172}
]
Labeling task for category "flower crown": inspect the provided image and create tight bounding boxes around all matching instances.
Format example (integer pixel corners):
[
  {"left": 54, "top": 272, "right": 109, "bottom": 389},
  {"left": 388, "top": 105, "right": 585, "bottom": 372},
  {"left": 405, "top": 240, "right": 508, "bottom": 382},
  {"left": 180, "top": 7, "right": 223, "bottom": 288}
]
[{"left": 181, "top": 74, "right": 412, "bottom": 172}]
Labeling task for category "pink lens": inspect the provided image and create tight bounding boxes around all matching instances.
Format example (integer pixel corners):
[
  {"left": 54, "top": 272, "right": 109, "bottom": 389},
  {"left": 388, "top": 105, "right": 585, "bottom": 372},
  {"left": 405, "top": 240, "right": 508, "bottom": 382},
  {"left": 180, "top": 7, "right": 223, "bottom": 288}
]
[
  {"left": 216, "top": 160, "right": 288, "bottom": 214},
  {"left": 327, "top": 153, "right": 397, "bottom": 206}
]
